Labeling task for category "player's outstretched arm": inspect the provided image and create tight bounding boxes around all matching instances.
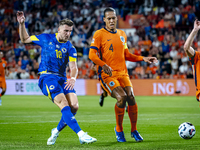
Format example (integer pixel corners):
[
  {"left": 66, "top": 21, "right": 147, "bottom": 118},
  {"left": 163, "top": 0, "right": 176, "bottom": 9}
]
[
  {"left": 64, "top": 61, "right": 78, "bottom": 90},
  {"left": 124, "top": 48, "right": 158, "bottom": 63},
  {"left": 124, "top": 48, "right": 144, "bottom": 62},
  {"left": 184, "top": 19, "right": 200, "bottom": 58},
  {"left": 16, "top": 11, "right": 32, "bottom": 44}
]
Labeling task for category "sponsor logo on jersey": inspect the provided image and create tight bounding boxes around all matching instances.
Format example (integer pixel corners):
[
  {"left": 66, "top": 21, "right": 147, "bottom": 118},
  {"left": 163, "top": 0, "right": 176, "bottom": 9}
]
[
  {"left": 73, "top": 53, "right": 77, "bottom": 56},
  {"left": 56, "top": 45, "right": 60, "bottom": 48},
  {"left": 49, "top": 42, "right": 53, "bottom": 45}
]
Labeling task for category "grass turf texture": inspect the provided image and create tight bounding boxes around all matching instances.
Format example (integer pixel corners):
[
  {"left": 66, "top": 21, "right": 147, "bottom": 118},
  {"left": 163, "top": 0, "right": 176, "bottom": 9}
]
[{"left": 0, "top": 95, "right": 200, "bottom": 150}]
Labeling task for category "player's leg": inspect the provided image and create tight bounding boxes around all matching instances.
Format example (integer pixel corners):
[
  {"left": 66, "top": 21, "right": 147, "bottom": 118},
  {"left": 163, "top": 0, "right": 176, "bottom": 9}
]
[
  {"left": 47, "top": 91, "right": 88, "bottom": 145},
  {"left": 100, "top": 77, "right": 127, "bottom": 142},
  {"left": 99, "top": 86, "right": 108, "bottom": 107},
  {"left": 124, "top": 86, "right": 143, "bottom": 142},
  {"left": 55, "top": 80, "right": 80, "bottom": 132},
  {"left": 54, "top": 93, "right": 82, "bottom": 133},
  {"left": 112, "top": 86, "right": 127, "bottom": 142},
  {"left": 64, "top": 93, "right": 96, "bottom": 144},
  {"left": 56, "top": 93, "right": 79, "bottom": 132},
  {"left": 65, "top": 93, "right": 79, "bottom": 114},
  {"left": 38, "top": 75, "right": 69, "bottom": 145},
  {"left": 111, "top": 86, "right": 127, "bottom": 128}
]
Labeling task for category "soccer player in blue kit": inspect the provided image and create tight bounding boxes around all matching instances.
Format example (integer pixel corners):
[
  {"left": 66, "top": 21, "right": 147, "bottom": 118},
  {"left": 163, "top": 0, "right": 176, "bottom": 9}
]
[{"left": 17, "top": 11, "right": 97, "bottom": 145}]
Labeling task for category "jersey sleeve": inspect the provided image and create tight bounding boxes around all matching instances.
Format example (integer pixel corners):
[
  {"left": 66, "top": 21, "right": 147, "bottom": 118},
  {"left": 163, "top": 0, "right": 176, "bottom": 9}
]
[
  {"left": 30, "top": 33, "right": 47, "bottom": 47},
  {"left": 68, "top": 45, "right": 77, "bottom": 62},
  {"left": 90, "top": 30, "right": 101, "bottom": 51},
  {"left": 189, "top": 51, "right": 200, "bottom": 65},
  {"left": 123, "top": 31, "right": 144, "bottom": 62},
  {"left": 89, "top": 49, "right": 106, "bottom": 67},
  {"left": 124, "top": 48, "right": 144, "bottom": 62},
  {"left": 89, "top": 30, "right": 106, "bottom": 67}
]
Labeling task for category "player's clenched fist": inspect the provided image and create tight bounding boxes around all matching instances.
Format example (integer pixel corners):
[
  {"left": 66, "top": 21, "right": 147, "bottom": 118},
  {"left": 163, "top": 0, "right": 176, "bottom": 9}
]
[
  {"left": 102, "top": 64, "right": 113, "bottom": 77},
  {"left": 16, "top": 11, "right": 25, "bottom": 24},
  {"left": 193, "top": 19, "right": 200, "bottom": 32}
]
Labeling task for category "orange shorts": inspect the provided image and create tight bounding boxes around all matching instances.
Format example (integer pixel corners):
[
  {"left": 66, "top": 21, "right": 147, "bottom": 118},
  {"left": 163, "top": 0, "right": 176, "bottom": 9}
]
[
  {"left": 99, "top": 72, "right": 132, "bottom": 95},
  {"left": 0, "top": 79, "right": 6, "bottom": 89}
]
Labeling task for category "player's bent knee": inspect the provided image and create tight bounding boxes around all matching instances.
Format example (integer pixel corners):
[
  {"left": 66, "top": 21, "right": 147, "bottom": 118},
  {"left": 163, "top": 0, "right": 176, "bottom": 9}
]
[
  {"left": 116, "top": 95, "right": 127, "bottom": 108},
  {"left": 70, "top": 103, "right": 79, "bottom": 113},
  {"left": 127, "top": 95, "right": 136, "bottom": 105}
]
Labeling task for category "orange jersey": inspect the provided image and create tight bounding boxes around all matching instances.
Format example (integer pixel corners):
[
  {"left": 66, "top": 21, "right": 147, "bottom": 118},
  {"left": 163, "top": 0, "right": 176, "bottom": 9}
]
[
  {"left": 89, "top": 28, "right": 143, "bottom": 76},
  {"left": 0, "top": 60, "right": 7, "bottom": 79},
  {"left": 189, "top": 51, "right": 200, "bottom": 101},
  {"left": 91, "top": 28, "right": 128, "bottom": 73}
]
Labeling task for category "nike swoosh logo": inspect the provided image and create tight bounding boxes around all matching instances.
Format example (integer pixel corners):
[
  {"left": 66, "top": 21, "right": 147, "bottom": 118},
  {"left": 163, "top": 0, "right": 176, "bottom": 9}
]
[{"left": 107, "top": 39, "right": 111, "bottom": 41}]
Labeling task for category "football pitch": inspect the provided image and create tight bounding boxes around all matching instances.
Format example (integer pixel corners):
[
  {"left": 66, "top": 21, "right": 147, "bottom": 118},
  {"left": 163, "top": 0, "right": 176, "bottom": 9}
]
[{"left": 0, "top": 95, "right": 200, "bottom": 150}]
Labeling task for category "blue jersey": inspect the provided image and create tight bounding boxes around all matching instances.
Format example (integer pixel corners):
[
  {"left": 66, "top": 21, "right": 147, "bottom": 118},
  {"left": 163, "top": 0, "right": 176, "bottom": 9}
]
[{"left": 30, "top": 33, "right": 77, "bottom": 77}]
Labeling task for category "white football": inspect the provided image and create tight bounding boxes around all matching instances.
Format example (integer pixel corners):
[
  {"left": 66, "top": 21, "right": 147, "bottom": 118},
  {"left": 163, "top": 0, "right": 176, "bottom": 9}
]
[{"left": 178, "top": 122, "right": 196, "bottom": 139}]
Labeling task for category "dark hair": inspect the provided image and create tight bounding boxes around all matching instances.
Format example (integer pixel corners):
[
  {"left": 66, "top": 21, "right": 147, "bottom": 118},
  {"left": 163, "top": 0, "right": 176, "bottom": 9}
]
[
  {"left": 104, "top": 7, "right": 115, "bottom": 17},
  {"left": 59, "top": 18, "right": 74, "bottom": 27}
]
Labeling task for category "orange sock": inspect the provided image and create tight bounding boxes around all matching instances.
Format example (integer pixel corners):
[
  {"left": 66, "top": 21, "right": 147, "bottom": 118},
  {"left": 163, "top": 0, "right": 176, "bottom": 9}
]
[
  {"left": 128, "top": 104, "right": 138, "bottom": 132},
  {"left": 115, "top": 104, "right": 125, "bottom": 132}
]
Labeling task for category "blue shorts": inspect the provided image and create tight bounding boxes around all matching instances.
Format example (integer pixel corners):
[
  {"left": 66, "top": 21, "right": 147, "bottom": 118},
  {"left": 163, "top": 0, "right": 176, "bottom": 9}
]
[{"left": 38, "top": 74, "right": 76, "bottom": 102}]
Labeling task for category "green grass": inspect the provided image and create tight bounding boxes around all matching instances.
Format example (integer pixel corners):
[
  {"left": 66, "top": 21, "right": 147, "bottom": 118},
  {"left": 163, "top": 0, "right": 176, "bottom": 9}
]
[{"left": 0, "top": 95, "right": 200, "bottom": 150}]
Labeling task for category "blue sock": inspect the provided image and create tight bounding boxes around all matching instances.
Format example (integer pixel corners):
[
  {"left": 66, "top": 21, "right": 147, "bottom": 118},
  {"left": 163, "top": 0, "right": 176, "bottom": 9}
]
[
  {"left": 61, "top": 106, "right": 81, "bottom": 134},
  {"left": 57, "top": 112, "right": 77, "bottom": 131},
  {"left": 57, "top": 116, "right": 67, "bottom": 131}
]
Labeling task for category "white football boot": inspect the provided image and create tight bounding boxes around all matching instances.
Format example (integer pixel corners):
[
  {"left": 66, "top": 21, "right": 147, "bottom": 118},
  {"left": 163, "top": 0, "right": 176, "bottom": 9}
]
[
  {"left": 79, "top": 132, "right": 97, "bottom": 144},
  {"left": 47, "top": 128, "right": 60, "bottom": 145}
]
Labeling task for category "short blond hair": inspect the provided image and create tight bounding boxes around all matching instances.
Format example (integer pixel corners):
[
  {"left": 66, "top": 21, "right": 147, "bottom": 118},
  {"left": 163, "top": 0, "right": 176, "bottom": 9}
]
[{"left": 59, "top": 18, "right": 73, "bottom": 27}]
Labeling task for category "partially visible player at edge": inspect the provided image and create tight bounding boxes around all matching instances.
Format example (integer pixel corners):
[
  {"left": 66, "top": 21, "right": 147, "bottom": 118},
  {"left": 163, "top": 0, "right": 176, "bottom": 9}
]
[
  {"left": 89, "top": 7, "right": 158, "bottom": 142},
  {"left": 184, "top": 19, "right": 200, "bottom": 101},
  {"left": 0, "top": 52, "right": 7, "bottom": 106},
  {"left": 17, "top": 11, "right": 97, "bottom": 145}
]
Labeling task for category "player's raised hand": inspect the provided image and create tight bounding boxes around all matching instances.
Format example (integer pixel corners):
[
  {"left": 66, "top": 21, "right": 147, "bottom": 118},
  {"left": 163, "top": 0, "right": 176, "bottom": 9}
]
[
  {"left": 102, "top": 64, "right": 113, "bottom": 77},
  {"left": 64, "top": 78, "right": 76, "bottom": 90},
  {"left": 193, "top": 19, "right": 200, "bottom": 31},
  {"left": 16, "top": 11, "right": 25, "bottom": 24},
  {"left": 143, "top": 57, "right": 158, "bottom": 64}
]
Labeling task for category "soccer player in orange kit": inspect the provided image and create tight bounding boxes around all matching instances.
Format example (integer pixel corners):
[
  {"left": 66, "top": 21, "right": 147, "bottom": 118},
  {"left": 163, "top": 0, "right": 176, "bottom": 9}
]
[
  {"left": 89, "top": 7, "right": 158, "bottom": 142},
  {"left": 0, "top": 52, "right": 7, "bottom": 106},
  {"left": 184, "top": 19, "right": 200, "bottom": 101}
]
